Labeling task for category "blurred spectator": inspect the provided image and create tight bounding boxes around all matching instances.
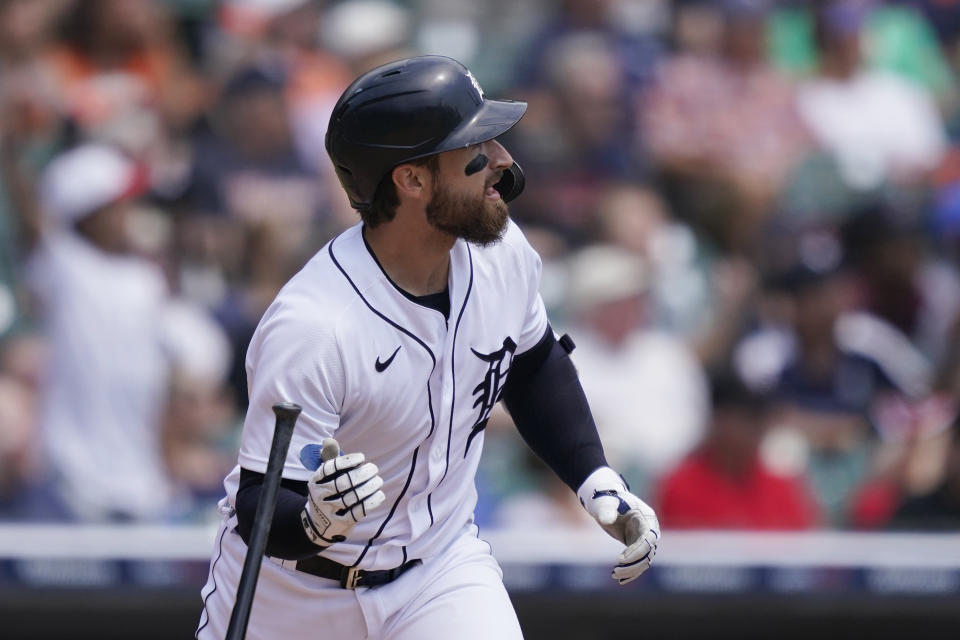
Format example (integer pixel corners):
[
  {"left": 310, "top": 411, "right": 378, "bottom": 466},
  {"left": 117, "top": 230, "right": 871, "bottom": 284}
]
[
  {"left": 257, "top": 0, "right": 352, "bottom": 185},
  {"left": 594, "top": 183, "right": 759, "bottom": 373},
  {"left": 656, "top": 373, "right": 819, "bottom": 529},
  {"left": 406, "top": 0, "right": 534, "bottom": 92},
  {"left": 846, "top": 396, "right": 956, "bottom": 529},
  {"left": 211, "top": 0, "right": 323, "bottom": 76},
  {"left": 865, "top": 1, "right": 957, "bottom": 112},
  {"left": 13, "top": 143, "right": 227, "bottom": 522},
  {"left": 735, "top": 230, "right": 937, "bottom": 525},
  {"left": 794, "top": 0, "right": 948, "bottom": 193},
  {"left": 0, "top": 326, "right": 46, "bottom": 389},
  {"left": 158, "top": 300, "right": 236, "bottom": 522},
  {"left": 564, "top": 244, "right": 709, "bottom": 492},
  {"left": 888, "top": 417, "right": 960, "bottom": 530},
  {"left": 771, "top": 1, "right": 957, "bottom": 108},
  {"left": 512, "top": 0, "right": 666, "bottom": 92},
  {"left": 507, "top": 33, "right": 646, "bottom": 244},
  {"left": 180, "top": 65, "right": 331, "bottom": 407},
  {"left": 184, "top": 66, "right": 323, "bottom": 230},
  {"left": 211, "top": 0, "right": 353, "bottom": 177},
  {"left": 0, "top": 0, "right": 65, "bottom": 150},
  {"left": 593, "top": 183, "right": 711, "bottom": 336},
  {"left": 0, "top": 328, "right": 45, "bottom": 518},
  {"left": 47, "top": 0, "right": 205, "bottom": 155},
  {"left": 21, "top": 143, "right": 172, "bottom": 521},
  {"left": 909, "top": 0, "right": 960, "bottom": 53},
  {"left": 501, "top": 0, "right": 667, "bottom": 244},
  {"left": 643, "top": 0, "right": 811, "bottom": 254},
  {"left": 309, "top": 1, "right": 411, "bottom": 227},
  {"left": 841, "top": 202, "right": 960, "bottom": 364},
  {"left": 321, "top": 0, "right": 413, "bottom": 75},
  {"left": 0, "top": 0, "right": 69, "bottom": 340},
  {"left": 0, "top": 370, "right": 39, "bottom": 518}
]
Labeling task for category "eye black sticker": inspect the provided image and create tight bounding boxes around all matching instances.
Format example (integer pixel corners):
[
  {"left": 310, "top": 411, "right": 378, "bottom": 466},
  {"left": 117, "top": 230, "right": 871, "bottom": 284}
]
[{"left": 464, "top": 153, "right": 488, "bottom": 176}]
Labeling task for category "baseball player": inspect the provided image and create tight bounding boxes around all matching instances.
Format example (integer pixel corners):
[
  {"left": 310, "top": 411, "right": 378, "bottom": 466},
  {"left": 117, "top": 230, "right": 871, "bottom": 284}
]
[{"left": 196, "top": 55, "right": 660, "bottom": 639}]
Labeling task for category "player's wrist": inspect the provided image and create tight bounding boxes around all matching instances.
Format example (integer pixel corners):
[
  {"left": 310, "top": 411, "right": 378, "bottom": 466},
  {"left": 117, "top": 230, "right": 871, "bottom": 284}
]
[
  {"left": 301, "top": 503, "right": 346, "bottom": 547},
  {"left": 576, "top": 466, "right": 626, "bottom": 504}
]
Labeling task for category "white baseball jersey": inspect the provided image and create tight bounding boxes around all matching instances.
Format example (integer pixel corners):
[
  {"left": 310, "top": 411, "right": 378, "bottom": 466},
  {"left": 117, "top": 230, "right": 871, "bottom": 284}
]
[{"left": 220, "top": 218, "right": 548, "bottom": 570}]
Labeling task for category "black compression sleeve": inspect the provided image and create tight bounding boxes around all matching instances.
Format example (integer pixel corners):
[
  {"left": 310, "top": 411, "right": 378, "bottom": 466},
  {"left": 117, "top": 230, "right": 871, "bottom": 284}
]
[
  {"left": 234, "top": 468, "right": 321, "bottom": 560},
  {"left": 502, "top": 325, "right": 608, "bottom": 491}
]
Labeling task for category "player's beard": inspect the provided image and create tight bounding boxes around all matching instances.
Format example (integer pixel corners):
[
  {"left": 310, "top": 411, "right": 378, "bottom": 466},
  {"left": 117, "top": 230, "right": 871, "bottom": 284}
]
[{"left": 425, "top": 180, "right": 508, "bottom": 247}]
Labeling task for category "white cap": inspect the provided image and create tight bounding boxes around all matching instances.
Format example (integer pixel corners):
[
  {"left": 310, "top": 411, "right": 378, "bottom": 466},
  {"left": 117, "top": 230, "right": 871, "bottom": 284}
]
[
  {"left": 39, "top": 144, "right": 145, "bottom": 224},
  {"left": 566, "top": 245, "right": 648, "bottom": 314},
  {"left": 321, "top": 1, "right": 410, "bottom": 59}
]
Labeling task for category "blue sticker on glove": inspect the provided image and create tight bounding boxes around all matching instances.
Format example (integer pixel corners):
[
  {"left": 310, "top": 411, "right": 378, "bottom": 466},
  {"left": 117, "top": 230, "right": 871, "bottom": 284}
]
[{"left": 299, "top": 444, "right": 323, "bottom": 471}]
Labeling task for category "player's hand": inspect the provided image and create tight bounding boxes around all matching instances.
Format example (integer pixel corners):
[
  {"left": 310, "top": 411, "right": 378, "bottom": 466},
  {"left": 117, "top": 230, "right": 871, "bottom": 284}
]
[
  {"left": 577, "top": 466, "right": 660, "bottom": 584},
  {"left": 301, "top": 439, "right": 386, "bottom": 547}
]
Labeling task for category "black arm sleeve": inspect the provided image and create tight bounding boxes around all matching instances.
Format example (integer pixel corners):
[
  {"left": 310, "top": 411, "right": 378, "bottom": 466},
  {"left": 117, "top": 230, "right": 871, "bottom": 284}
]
[
  {"left": 502, "top": 325, "right": 608, "bottom": 491},
  {"left": 234, "top": 468, "right": 321, "bottom": 560}
]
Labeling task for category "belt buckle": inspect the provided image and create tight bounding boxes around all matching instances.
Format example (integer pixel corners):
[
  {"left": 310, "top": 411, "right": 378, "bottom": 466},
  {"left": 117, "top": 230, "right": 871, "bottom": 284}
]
[{"left": 341, "top": 566, "right": 362, "bottom": 590}]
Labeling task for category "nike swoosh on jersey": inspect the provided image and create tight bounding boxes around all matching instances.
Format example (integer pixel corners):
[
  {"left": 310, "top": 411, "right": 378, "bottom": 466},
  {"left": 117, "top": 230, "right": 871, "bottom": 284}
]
[{"left": 375, "top": 346, "right": 401, "bottom": 372}]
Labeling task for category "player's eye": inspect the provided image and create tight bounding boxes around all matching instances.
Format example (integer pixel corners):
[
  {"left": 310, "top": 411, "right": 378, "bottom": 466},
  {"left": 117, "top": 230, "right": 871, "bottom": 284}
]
[{"left": 464, "top": 153, "right": 488, "bottom": 176}]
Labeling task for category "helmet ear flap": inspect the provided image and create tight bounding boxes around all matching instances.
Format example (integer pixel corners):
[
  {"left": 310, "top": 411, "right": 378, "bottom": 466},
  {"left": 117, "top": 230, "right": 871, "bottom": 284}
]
[{"left": 493, "top": 162, "right": 525, "bottom": 203}]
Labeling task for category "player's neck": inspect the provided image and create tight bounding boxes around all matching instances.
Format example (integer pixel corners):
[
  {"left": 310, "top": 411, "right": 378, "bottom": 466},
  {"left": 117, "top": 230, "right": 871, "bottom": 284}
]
[{"left": 363, "top": 216, "right": 453, "bottom": 297}]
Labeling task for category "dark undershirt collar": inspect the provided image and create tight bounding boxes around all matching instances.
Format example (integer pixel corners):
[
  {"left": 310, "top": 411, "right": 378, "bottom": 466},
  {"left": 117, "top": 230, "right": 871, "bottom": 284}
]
[{"left": 361, "top": 225, "right": 451, "bottom": 320}]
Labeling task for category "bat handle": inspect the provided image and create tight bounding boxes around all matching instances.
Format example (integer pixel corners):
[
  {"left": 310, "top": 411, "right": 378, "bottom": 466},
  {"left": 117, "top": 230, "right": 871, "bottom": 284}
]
[
  {"left": 225, "top": 402, "right": 302, "bottom": 640},
  {"left": 272, "top": 402, "right": 303, "bottom": 425}
]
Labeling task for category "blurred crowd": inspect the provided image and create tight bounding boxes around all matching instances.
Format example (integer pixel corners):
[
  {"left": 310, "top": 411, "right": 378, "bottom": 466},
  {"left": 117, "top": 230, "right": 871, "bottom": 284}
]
[{"left": 1, "top": 0, "right": 960, "bottom": 533}]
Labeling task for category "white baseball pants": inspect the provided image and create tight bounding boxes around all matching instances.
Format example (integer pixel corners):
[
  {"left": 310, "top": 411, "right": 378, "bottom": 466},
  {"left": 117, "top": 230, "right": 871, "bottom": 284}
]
[{"left": 196, "top": 522, "right": 524, "bottom": 640}]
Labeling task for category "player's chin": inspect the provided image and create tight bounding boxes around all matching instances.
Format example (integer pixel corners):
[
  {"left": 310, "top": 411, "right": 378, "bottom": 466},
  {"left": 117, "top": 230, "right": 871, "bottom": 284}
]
[
  {"left": 463, "top": 202, "right": 508, "bottom": 247},
  {"left": 487, "top": 195, "right": 508, "bottom": 217},
  {"left": 486, "top": 198, "right": 509, "bottom": 229}
]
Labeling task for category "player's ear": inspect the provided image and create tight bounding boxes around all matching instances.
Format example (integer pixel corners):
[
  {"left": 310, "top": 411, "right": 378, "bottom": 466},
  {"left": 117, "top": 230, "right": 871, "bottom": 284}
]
[{"left": 392, "top": 164, "right": 429, "bottom": 202}]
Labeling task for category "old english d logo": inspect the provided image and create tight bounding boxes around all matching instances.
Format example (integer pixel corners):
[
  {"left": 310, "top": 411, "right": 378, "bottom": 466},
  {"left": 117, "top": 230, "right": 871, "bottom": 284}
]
[{"left": 464, "top": 337, "right": 517, "bottom": 456}]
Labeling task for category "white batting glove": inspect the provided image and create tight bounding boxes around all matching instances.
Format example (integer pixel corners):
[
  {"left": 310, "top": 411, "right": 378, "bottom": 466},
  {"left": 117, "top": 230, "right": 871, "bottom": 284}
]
[
  {"left": 577, "top": 466, "right": 660, "bottom": 584},
  {"left": 301, "top": 439, "right": 386, "bottom": 547}
]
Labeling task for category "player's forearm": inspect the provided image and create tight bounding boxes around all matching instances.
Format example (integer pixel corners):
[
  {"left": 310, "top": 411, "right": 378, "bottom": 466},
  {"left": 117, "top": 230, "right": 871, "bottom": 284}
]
[
  {"left": 235, "top": 467, "right": 322, "bottom": 560},
  {"left": 502, "top": 327, "right": 608, "bottom": 491}
]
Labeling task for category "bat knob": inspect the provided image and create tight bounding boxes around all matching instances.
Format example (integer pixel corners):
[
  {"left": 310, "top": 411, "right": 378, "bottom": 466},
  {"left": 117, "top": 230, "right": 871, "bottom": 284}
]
[{"left": 272, "top": 402, "right": 303, "bottom": 421}]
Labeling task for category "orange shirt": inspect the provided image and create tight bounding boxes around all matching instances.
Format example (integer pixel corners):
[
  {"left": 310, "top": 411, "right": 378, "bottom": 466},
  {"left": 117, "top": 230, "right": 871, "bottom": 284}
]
[{"left": 46, "top": 46, "right": 173, "bottom": 126}]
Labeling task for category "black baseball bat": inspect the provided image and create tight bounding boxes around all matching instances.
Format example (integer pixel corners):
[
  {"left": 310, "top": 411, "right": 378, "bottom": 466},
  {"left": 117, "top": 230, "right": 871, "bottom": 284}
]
[{"left": 225, "top": 402, "right": 302, "bottom": 640}]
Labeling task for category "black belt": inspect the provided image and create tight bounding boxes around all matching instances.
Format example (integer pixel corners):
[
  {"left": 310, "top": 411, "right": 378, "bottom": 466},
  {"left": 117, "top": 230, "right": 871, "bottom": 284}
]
[{"left": 295, "top": 556, "right": 421, "bottom": 589}]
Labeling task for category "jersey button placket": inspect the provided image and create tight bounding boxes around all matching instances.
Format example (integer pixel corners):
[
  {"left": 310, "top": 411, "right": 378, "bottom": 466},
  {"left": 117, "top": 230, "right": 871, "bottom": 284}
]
[{"left": 428, "top": 346, "right": 454, "bottom": 482}]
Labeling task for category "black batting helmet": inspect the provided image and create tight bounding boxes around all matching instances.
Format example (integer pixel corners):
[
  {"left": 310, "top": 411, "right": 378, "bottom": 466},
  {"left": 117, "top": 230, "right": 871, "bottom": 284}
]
[{"left": 325, "top": 55, "right": 527, "bottom": 211}]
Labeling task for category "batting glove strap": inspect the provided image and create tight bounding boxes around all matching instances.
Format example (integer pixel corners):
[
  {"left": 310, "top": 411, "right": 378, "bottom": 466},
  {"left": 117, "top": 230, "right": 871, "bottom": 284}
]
[
  {"left": 301, "top": 508, "right": 339, "bottom": 546},
  {"left": 577, "top": 466, "right": 661, "bottom": 584}
]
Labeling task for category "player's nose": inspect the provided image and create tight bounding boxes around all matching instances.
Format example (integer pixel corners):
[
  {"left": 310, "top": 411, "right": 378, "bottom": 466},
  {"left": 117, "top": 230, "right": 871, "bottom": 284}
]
[{"left": 485, "top": 139, "right": 513, "bottom": 170}]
